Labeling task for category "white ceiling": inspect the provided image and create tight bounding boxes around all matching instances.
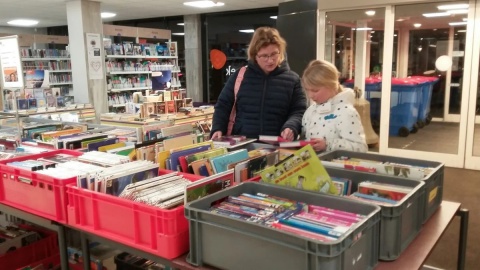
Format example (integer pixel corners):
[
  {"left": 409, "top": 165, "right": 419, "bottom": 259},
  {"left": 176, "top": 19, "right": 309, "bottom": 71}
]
[{"left": 0, "top": 0, "right": 288, "bottom": 28}]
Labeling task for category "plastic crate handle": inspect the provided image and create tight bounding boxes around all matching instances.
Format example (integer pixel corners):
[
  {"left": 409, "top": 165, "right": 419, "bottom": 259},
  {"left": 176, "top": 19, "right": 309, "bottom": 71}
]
[{"left": 17, "top": 176, "right": 33, "bottom": 185}]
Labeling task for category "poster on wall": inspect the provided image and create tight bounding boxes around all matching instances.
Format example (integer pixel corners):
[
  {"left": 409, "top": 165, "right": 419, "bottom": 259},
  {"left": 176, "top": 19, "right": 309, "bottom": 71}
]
[
  {"left": 86, "top": 33, "right": 103, "bottom": 80},
  {"left": 0, "top": 35, "right": 24, "bottom": 89}
]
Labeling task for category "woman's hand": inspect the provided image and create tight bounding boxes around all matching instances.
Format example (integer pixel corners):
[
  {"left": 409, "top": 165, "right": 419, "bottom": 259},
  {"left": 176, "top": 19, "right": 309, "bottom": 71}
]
[
  {"left": 211, "top": 131, "right": 223, "bottom": 140},
  {"left": 281, "top": 128, "right": 295, "bottom": 141},
  {"left": 310, "top": 138, "right": 327, "bottom": 152}
]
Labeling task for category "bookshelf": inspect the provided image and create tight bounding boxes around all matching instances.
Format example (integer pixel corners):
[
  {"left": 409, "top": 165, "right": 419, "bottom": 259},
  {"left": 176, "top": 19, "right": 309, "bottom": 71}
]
[
  {"left": 19, "top": 34, "right": 73, "bottom": 95},
  {"left": 103, "top": 25, "right": 182, "bottom": 112}
]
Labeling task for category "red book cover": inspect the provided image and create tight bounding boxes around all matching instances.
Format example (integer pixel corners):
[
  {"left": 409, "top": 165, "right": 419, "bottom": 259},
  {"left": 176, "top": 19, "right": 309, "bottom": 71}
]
[
  {"left": 278, "top": 140, "right": 313, "bottom": 148},
  {"left": 258, "top": 135, "right": 289, "bottom": 144}
]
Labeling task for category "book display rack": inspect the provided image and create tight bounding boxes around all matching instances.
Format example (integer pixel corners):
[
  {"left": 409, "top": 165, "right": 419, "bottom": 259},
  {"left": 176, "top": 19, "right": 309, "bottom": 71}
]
[{"left": 103, "top": 25, "right": 182, "bottom": 112}]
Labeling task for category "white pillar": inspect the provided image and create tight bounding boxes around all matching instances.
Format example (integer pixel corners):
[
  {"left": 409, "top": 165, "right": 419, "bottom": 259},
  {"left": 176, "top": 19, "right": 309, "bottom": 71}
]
[
  {"left": 184, "top": 14, "right": 203, "bottom": 103},
  {"left": 66, "top": 0, "right": 107, "bottom": 122}
]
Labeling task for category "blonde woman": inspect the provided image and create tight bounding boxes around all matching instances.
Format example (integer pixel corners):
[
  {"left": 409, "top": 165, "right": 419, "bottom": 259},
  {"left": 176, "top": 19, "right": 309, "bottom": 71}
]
[
  {"left": 211, "top": 27, "right": 306, "bottom": 140},
  {"left": 301, "top": 60, "right": 367, "bottom": 153}
]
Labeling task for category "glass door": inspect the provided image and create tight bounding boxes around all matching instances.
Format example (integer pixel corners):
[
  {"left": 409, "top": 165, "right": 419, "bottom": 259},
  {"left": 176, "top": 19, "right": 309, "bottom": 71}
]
[{"left": 465, "top": 0, "right": 480, "bottom": 169}]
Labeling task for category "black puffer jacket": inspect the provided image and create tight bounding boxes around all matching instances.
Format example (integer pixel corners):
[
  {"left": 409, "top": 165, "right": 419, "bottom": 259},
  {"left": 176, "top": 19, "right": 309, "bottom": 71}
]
[{"left": 211, "top": 60, "right": 307, "bottom": 139}]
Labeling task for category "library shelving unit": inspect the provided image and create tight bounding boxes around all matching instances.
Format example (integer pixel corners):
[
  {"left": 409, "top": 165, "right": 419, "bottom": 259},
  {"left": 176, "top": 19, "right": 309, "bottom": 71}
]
[
  {"left": 103, "top": 25, "right": 182, "bottom": 112},
  {"left": 19, "top": 34, "right": 73, "bottom": 94}
]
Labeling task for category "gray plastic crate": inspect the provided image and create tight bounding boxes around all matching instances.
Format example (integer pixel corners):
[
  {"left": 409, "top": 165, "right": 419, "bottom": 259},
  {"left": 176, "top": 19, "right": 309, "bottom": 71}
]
[
  {"left": 185, "top": 182, "right": 381, "bottom": 270},
  {"left": 318, "top": 150, "right": 443, "bottom": 224},
  {"left": 325, "top": 167, "right": 424, "bottom": 261}
]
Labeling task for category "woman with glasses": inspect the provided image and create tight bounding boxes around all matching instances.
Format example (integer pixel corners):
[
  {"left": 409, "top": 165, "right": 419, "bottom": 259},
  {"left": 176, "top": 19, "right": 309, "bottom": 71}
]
[{"left": 211, "top": 27, "right": 307, "bottom": 140}]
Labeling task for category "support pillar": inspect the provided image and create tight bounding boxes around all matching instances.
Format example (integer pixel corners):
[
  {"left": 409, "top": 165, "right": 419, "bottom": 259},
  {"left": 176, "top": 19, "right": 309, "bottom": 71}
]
[{"left": 184, "top": 15, "right": 203, "bottom": 103}]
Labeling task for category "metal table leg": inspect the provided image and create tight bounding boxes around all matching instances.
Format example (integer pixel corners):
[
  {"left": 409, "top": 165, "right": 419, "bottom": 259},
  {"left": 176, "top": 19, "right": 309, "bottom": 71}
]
[
  {"left": 56, "top": 225, "right": 69, "bottom": 270},
  {"left": 80, "top": 232, "right": 91, "bottom": 270},
  {"left": 456, "top": 208, "right": 469, "bottom": 270}
]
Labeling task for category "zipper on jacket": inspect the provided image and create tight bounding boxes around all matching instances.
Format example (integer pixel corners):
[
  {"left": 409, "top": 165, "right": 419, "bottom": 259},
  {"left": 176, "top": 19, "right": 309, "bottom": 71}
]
[{"left": 260, "top": 78, "right": 267, "bottom": 134}]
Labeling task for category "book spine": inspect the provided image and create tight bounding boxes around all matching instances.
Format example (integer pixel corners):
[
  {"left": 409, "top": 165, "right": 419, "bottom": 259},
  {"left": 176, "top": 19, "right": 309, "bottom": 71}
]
[
  {"left": 278, "top": 218, "right": 343, "bottom": 238},
  {"left": 296, "top": 212, "right": 356, "bottom": 227},
  {"left": 271, "top": 222, "right": 336, "bottom": 242},
  {"left": 351, "top": 192, "right": 398, "bottom": 205}
]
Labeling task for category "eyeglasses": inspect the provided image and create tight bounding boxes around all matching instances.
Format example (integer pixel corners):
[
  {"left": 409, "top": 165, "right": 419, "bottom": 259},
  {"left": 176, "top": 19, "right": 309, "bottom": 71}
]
[{"left": 256, "top": 51, "right": 280, "bottom": 61}]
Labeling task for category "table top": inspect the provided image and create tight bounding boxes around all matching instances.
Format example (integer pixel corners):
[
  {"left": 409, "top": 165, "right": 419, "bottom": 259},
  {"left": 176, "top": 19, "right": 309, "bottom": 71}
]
[
  {"left": 171, "top": 201, "right": 461, "bottom": 270},
  {"left": 376, "top": 200, "right": 460, "bottom": 270}
]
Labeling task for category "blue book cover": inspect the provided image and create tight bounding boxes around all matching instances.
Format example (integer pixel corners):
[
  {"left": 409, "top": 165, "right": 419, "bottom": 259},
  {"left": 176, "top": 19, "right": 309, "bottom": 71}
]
[
  {"left": 169, "top": 145, "right": 212, "bottom": 172},
  {"left": 105, "top": 167, "right": 158, "bottom": 196},
  {"left": 87, "top": 138, "right": 119, "bottom": 152},
  {"left": 209, "top": 149, "right": 249, "bottom": 174}
]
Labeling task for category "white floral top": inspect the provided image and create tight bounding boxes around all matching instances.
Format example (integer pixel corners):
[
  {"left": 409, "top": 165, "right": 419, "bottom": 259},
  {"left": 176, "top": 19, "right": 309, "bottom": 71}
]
[{"left": 302, "top": 88, "right": 368, "bottom": 152}]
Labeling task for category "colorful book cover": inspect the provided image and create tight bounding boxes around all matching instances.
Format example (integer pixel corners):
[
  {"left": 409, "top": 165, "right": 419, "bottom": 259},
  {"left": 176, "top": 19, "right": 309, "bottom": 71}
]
[
  {"left": 151, "top": 71, "right": 172, "bottom": 90},
  {"left": 260, "top": 144, "right": 337, "bottom": 195},
  {"left": 185, "top": 169, "right": 234, "bottom": 203},
  {"left": 185, "top": 147, "right": 228, "bottom": 165},
  {"left": 104, "top": 167, "right": 158, "bottom": 196},
  {"left": 209, "top": 149, "right": 249, "bottom": 174}
]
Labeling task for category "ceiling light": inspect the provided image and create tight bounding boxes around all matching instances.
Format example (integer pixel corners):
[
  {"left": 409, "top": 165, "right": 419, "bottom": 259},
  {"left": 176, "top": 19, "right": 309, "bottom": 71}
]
[
  {"left": 449, "top": 22, "right": 468, "bottom": 26},
  {"left": 177, "top": 23, "right": 185, "bottom": 26},
  {"left": 183, "top": 1, "right": 224, "bottom": 8},
  {"left": 239, "top": 29, "right": 255, "bottom": 33},
  {"left": 270, "top": 16, "right": 277, "bottom": 19},
  {"left": 414, "top": 23, "right": 422, "bottom": 28},
  {"left": 437, "top": 4, "right": 469, "bottom": 10},
  {"left": 446, "top": 9, "right": 468, "bottom": 14},
  {"left": 429, "top": 44, "right": 437, "bottom": 48},
  {"left": 172, "top": 33, "right": 185, "bottom": 36},
  {"left": 365, "top": 10, "right": 376, "bottom": 16},
  {"left": 458, "top": 30, "right": 467, "bottom": 33},
  {"left": 423, "top": 12, "right": 450, "bottom": 17},
  {"left": 7, "top": 19, "right": 38, "bottom": 26},
  {"left": 463, "top": 18, "right": 468, "bottom": 21},
  {"left": 101, "top": 12, "right": 116, "bottom": 18},
  {"left": 394, "top": 34, "right": 398, "bottom": 37},
  {"left": 355, "top": 27, "right": 373, "bottom": 31}
]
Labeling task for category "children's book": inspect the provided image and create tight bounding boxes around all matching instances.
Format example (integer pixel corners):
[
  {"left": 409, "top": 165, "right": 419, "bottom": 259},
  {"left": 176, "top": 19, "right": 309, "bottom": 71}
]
[
  {"left": 185, "top": 169, "right": 234, "bottom": 204},
  {"left": 209, "top": 149, "right": 249, "bottom": 174},
  {"left": 260, "top": 144, "right": 337, "bottom": 195},
  {"left": 278, "top": 140, "right": 313, "bottom": 148}
]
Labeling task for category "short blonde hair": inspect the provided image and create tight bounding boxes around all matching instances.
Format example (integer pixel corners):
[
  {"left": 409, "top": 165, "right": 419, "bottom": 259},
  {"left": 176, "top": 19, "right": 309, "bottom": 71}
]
[
  {"left": 302, "top": 60, "right": 342, "bottom": 93},
  {"left": 247, "top": 27, "right": 286, "bottom": 63}
]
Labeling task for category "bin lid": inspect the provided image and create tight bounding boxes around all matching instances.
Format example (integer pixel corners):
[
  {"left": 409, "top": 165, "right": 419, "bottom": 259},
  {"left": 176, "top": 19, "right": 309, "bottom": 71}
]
[
  {"left": 409, "top": 75, "right": 439, "bottom": 83},
  {"left": 392, "top": 78, "right": 418, "bottom": 85},
  {"left": 344, "top": 78, "right": 381, "bottom": 84}
]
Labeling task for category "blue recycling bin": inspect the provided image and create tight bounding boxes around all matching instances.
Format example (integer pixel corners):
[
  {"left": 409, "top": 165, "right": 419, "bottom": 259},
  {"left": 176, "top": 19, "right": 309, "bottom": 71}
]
[
  {"left": 409, "top": 76, "right": 439, "bottom": 125},
  {"left": 390, "top": 78, "right": 422, "bottom": 137}
]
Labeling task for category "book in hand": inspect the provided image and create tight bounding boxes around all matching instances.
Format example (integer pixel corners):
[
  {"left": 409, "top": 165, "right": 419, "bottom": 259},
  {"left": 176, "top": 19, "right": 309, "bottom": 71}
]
[
  {"left": 260, "top": 144, "right": 338, "bottom": 195},
  {"left": 258, "top": 135, "right": 289, "bottom": 144},
  {"left": 211, "top": 135, "right": 247, "bottom": 146},
  {"left": 278, "top": 140, "right": 313, "bottom": 148}
]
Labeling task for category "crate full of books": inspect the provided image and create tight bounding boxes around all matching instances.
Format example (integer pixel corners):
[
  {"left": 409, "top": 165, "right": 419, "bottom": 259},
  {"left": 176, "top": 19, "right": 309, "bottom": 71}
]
[
  {"left": 322, "top": 167, "right": 425, "bottom": 261},
  {"left": 0, "top": 149, "right": 83, "bottom": 223},
  {"left": 185, "top": 182, "right": 381, "bottom": 270},
  {"left": 318, "top": 150, "right": 443, "bottom": 223},
  {"left": 66, "top": 169, "right": 204, "bottom": 260}
]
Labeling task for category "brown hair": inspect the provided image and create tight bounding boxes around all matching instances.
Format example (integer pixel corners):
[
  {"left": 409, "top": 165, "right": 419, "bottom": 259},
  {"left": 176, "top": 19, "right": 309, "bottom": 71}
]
[
  {"left": 247, "top": 27, "right": 286, "bottom": 63},
  {"left": 302, "top": 60, "right": 342, "bottom": 93}
]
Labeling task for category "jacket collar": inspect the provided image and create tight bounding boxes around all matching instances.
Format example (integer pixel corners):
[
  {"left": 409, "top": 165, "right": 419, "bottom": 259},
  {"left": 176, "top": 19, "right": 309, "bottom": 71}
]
[{"left": 247, "top": 59, "right": 290, "bottom": 76}]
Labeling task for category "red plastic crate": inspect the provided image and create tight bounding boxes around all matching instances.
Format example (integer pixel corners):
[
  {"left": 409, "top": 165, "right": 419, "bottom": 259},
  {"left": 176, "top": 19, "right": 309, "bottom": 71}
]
[
  {"left": 17, "top": 253, "right": 60, "bottom": 270},
  {"left": 1, "top": 224, "right": 58, "bottom": 270},
  {"left": 67, "top": 169, "right": 203, "bottom": 260},
  {"left": 0, "top": 150, "right": 83, "bottom": 223}
]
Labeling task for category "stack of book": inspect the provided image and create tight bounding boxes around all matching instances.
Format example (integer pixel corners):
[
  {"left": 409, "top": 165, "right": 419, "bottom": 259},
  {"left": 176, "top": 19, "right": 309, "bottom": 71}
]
[{"left": 348, "top": 181, "right": 413, "bottom": 206}]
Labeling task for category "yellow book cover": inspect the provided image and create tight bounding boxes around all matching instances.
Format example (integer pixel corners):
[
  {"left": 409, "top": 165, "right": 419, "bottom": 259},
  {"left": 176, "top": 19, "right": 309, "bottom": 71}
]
[
  {"left": 98, "top": 142, "right": 126, "bottom": 152},
  {"left": 41, "top": 128, "right": 84, "bottom": 142},
  {"left": 260, "top": 144, "right": 337, "bottom": 195}
]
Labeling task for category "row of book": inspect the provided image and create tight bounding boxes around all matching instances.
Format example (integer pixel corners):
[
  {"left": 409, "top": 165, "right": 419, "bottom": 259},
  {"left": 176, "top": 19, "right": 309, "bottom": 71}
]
[
  {"left": 108, "top": 75, "right": 151, "bottom": 90},
  {"left": 20, "top": 48, "right": 70, "bottom": 58},
  {"left": 325, "top": 156, "right": 434, "bottom": 179},
  {"left": 104, "top": 42, "right": 176, "bottom": 57},
  {"left": 22, "top": 60, "right": 71, "bottom": 71},
  {"left": 208, "top": 192, "right": 366, "bottom": 242},
  {"left": 105, "top": 60, "right": 178, "bottom": 72}
]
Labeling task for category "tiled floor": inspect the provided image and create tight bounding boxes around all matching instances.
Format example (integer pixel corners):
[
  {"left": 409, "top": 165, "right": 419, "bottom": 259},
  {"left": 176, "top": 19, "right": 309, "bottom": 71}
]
[{"left": 370, "top": 122, "right": 480, "bottom": 155}]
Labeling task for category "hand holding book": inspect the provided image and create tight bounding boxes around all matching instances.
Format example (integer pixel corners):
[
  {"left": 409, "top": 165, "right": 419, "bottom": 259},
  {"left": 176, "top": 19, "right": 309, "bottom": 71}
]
[{"left": 310, "top": 138, "right": 327, "bottom": 152}]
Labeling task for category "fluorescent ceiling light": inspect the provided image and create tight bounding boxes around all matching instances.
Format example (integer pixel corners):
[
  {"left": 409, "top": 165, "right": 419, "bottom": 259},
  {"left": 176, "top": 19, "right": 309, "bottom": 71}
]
[
  {"left": 429, "top": 44, "right": 437, "bottom": 47},
  {"left": 239, "top": 29, "right": 255, "bottom": 33},
  {"left": 7, "top": 19, "right": 38, "bottom": 26},
  {"left": 458, "top": 30, "right": 467, "bottom": 33},
  {"left": 449, "top": 22, "right": 468, "bottom": 26},
  {"left": 414, "top": 23, "right": 422, "bottom": 28},
  {"left": 177, "top": 23, "right": 185, "bottom": 26},
  {"left": 183, "top": 1, "right": 224, "bottom": 8},
  {"left": 463, "top": 18, "right": 468, "bottom": 21},
  {"left": 446, "top": 9, "right": 468, "bottom": 14},
  {"left": 437, "top": 4, "right": 469, "bottom": 10},
  {"left": 172, "top": 33, "right": 185, "bottom": 36},
  {"left": 101, "top": 12, "right": 116, "bottom": 18},
  {"left": 365, "top": 10, "right": 375, "bottom": 16},
  {"left": 423, "top": 12, "right": 450, "bottom": 17},
  {"left": 270, "top": 16, "right": 277, "bottom": 19},
  {"left": 355, "top": 27, "right": 373, "bottom": 31}
]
